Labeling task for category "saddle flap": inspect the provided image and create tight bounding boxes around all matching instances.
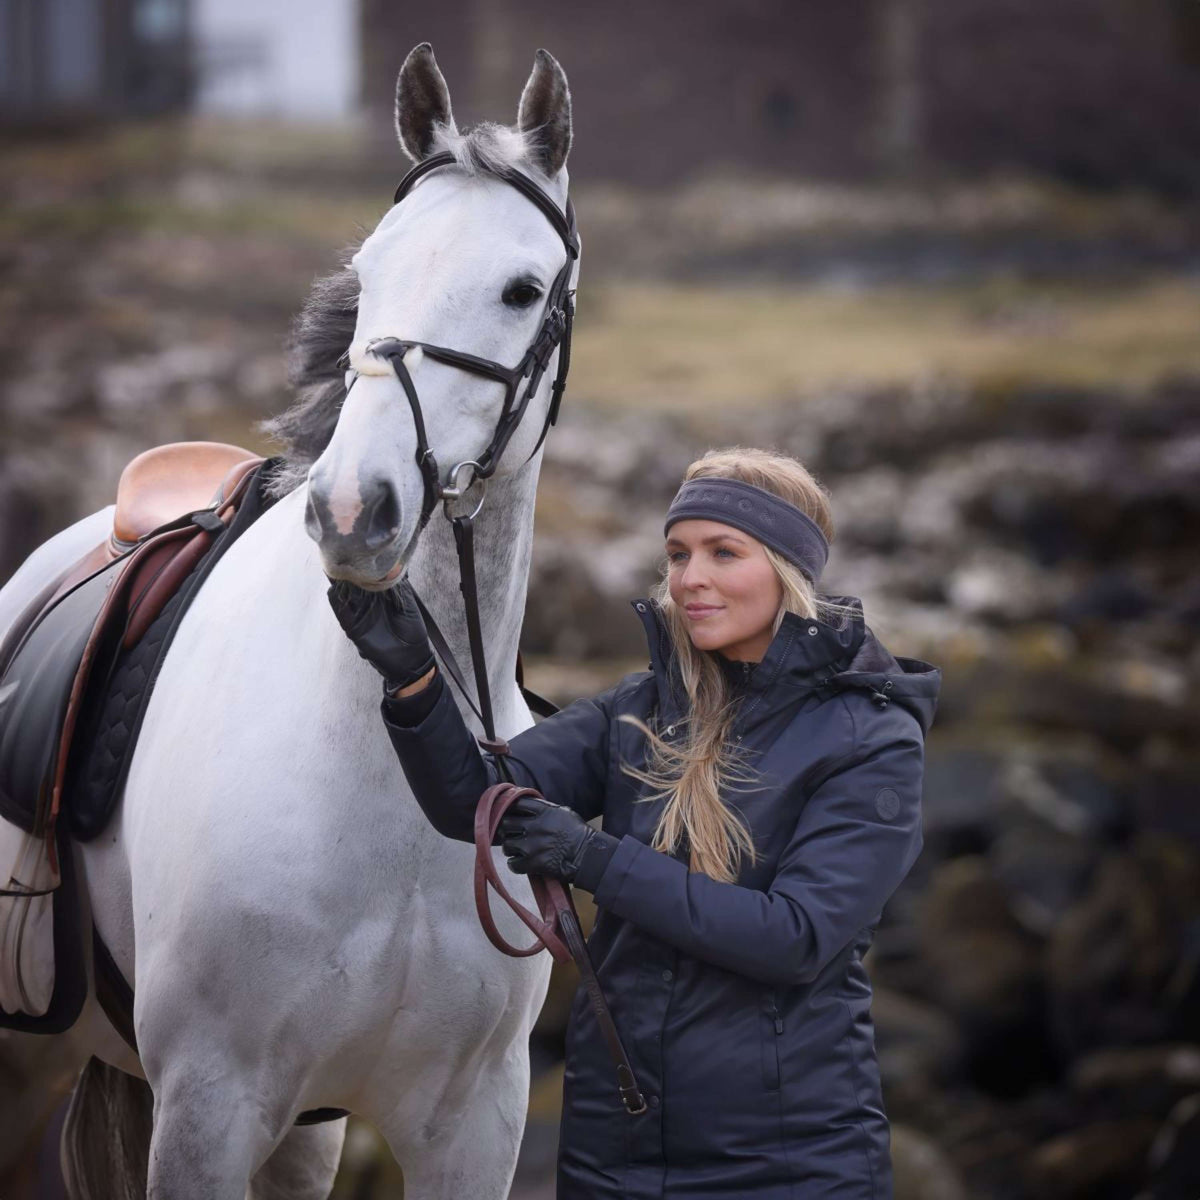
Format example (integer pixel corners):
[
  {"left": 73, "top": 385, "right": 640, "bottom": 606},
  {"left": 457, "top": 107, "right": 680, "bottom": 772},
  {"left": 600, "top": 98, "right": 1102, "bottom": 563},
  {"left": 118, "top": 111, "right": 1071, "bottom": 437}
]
[{"left": 0, "top": 568, "right": 118, "bottom": 836}]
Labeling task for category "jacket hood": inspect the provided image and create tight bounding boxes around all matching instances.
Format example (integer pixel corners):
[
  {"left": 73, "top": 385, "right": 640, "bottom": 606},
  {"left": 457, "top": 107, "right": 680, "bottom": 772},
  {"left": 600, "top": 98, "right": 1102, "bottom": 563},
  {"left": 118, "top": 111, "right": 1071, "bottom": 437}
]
[{"left": 630, "top": 595, "right": 942, "bottom": 736}]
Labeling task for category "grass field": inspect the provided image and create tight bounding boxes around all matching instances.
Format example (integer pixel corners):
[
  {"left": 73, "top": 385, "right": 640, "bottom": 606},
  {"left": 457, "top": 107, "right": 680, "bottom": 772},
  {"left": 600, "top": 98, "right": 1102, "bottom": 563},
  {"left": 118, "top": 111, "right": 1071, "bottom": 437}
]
[{"left": 570, "top": 276, "right": 1200, "bottom": 409}]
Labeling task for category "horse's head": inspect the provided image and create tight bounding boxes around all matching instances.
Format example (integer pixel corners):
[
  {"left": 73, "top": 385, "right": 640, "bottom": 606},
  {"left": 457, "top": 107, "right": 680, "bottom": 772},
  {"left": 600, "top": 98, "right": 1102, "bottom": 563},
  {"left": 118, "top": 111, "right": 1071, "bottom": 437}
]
[{"left": 305, "top": 42, "right": 577, "bottom": 587}]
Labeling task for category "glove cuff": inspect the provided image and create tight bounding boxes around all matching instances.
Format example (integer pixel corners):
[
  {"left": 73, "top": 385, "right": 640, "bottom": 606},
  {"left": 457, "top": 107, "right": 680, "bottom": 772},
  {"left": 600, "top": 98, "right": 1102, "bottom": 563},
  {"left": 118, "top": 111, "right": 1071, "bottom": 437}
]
[
  {"left": 570, "top": 828, "right": 620, "bottom": 893},
  {"left": 380, "top": 648, "right": 437, "bottom": 694},
  {"left": 381, "top": 667, "right": 443, "bottom": 725}
]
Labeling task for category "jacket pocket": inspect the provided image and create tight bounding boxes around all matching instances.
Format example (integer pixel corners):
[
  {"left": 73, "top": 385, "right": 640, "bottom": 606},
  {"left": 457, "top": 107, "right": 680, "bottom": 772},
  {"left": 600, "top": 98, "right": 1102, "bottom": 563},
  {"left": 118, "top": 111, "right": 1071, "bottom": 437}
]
[{"left": 761, "top": 991, "right": 783, "bottom": 1091}]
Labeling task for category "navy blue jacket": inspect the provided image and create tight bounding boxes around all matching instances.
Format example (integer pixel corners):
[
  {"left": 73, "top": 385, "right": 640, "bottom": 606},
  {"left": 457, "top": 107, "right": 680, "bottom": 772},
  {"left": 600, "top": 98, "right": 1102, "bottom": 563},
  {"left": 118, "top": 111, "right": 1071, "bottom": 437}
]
[{"left": 381, "top": 595, "right": 941, "bottom": 1199}]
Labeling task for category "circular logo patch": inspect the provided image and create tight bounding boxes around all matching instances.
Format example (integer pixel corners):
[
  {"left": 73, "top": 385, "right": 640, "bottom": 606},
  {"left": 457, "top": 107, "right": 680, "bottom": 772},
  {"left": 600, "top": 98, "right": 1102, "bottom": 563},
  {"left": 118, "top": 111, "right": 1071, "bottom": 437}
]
[{"left": 874, "top": 788, "right": 901, "bottom": 821}]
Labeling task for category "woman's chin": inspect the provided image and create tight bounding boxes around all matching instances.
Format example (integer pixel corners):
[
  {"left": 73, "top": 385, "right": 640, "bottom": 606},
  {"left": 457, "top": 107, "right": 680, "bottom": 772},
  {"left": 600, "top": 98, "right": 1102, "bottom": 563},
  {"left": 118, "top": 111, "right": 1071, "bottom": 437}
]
[{"left": 686, "top": 626, "right": 727, "bottom": 652}]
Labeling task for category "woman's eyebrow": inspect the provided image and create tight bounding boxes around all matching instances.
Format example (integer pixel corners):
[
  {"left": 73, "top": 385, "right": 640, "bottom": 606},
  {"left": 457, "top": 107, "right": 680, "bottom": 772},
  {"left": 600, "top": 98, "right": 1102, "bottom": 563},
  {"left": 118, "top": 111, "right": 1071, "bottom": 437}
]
[{"left": 665, "top": 533, "right": 748, "bottom": 548}]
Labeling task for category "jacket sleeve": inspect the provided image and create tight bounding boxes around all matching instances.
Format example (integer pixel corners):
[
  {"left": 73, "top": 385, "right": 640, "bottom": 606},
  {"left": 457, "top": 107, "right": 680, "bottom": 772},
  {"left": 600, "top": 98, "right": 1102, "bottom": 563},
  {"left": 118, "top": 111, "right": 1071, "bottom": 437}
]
[
  {"left": 589, "top": 699, "right": 926, "bottom": 988},
  {"left": 379, "top": 668, "right": 617, "bottom": 843}
]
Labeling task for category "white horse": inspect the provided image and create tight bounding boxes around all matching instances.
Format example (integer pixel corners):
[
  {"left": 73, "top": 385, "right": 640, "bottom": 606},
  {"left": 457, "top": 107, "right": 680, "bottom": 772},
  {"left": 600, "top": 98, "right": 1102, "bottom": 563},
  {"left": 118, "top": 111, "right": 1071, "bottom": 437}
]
[{"left": 1, "top": 42, "right": 579, "bottom": 1199}]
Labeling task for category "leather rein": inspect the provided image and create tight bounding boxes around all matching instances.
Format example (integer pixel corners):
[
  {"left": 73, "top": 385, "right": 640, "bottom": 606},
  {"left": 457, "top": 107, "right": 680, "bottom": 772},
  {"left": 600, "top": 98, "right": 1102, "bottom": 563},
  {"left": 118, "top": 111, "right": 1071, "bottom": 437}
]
[{"left": 354, "top": 152, "right": 646, "bottom": 1116}]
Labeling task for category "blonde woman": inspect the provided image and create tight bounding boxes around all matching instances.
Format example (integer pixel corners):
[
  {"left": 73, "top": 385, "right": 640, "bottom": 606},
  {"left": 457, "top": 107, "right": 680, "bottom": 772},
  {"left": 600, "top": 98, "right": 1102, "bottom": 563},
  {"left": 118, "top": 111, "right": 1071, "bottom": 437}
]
[{"left": 328, "top": 448, "right": 941, "bottom": 1200}]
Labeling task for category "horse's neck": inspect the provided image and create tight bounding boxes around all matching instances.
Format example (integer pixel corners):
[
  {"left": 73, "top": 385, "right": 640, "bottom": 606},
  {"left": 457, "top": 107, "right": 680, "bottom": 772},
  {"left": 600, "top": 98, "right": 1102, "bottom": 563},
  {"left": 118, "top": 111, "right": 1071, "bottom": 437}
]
[{"left": 402, "top": 465, "right": 539, "bottom": 732}]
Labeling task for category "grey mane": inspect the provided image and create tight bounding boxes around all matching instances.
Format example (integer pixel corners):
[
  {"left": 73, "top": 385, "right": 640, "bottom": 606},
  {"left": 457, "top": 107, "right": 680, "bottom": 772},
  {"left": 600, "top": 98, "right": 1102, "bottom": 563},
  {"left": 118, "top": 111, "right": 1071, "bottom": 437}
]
[{"left": 259, "top": 123, "right": 541, "bottom": 499}]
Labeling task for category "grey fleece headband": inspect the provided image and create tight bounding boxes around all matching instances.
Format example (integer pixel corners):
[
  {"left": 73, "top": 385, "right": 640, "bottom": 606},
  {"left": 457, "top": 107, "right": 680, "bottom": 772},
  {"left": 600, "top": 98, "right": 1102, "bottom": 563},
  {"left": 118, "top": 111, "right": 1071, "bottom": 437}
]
[{"left": 664, "top": 477, "right": 830, "bottom": 584}]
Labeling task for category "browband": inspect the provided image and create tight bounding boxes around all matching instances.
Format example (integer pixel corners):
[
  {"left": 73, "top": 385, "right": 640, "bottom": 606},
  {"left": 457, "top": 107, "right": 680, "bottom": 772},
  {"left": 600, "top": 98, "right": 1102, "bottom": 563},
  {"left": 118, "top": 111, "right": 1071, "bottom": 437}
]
[{"left": 664, "top": 477, "right": 830, "bottom": 584}]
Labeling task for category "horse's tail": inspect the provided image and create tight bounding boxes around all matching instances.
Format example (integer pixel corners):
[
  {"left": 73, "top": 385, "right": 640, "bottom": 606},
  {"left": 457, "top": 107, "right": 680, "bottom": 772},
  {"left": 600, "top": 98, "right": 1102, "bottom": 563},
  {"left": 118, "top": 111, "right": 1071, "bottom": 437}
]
[{"left": 61, "top": 1056, "right": 153, "bottom": 1200}]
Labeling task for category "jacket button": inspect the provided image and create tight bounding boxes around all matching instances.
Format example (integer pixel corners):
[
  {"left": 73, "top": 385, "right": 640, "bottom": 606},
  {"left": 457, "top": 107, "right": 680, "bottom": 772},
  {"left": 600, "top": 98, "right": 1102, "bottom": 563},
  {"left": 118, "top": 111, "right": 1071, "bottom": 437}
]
[
  {"left": 665, "top": 725, "right": 675, "bottom": 737},
  {"left": 662, "top": 969, "right": 673, "bottom": 982},
  {"left": 636, "top": 602, "right": 647, "bottom": 612},
  {"left": 807, "top": 625, "right": 819, "bottom": 636},
  {"left": 649, "top": 1095, "right": 661, "bottom": 1108}
]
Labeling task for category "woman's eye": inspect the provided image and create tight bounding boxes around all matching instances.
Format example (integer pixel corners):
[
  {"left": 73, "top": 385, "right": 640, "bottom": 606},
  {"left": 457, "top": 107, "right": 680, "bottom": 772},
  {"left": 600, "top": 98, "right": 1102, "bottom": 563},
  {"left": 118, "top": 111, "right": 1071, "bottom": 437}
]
[
  {"left": 667, "top": 548, "right": 735, "bottom": 563},
  {"left": 503, "top": 281, "right": 543, "bottom": 308}
]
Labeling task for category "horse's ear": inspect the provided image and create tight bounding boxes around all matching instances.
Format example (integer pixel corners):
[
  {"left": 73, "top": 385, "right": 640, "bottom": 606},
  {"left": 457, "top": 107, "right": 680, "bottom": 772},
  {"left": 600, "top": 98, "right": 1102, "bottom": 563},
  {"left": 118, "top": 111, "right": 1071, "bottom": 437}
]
[
  {"left": 517, "top": 49, "right": 572, "bottom": 177},
  {"left": 395, "top": 43, "right": 456, "bottom": 163}
]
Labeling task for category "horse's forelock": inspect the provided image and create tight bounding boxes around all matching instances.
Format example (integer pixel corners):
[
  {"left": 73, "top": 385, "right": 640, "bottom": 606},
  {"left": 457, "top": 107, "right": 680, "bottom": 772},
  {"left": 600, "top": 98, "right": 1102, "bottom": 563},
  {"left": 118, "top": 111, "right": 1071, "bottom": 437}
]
[{"left": 431, "top": 122, "right": 543, "bottom": 181}]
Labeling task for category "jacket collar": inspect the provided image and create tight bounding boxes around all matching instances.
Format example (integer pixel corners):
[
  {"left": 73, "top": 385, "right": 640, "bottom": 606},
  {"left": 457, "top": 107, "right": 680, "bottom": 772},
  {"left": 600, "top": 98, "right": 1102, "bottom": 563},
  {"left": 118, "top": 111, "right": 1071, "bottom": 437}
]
[{"left": 629, "top": 594, "right": 941, "bottom": 734}]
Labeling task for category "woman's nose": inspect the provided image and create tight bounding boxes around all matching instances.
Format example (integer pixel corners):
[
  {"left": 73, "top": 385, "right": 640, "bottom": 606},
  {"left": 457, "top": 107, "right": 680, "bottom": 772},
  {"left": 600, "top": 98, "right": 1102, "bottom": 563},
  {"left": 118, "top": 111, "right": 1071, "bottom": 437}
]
[{"left": 681, "top": 557, "right": 710, "bottom": 591}]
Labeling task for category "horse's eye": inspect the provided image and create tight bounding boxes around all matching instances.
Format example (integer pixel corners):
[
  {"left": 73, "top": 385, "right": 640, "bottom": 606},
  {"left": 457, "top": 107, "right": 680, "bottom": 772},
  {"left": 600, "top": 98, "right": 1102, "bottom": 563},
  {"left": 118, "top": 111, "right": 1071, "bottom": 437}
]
[{"left": 503, "top": 280, "right": 543, "bottom": 308}]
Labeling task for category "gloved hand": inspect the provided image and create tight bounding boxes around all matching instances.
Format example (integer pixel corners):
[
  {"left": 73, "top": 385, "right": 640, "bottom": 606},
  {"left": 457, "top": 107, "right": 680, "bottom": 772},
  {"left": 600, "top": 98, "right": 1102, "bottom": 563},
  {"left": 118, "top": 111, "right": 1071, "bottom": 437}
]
[
  {"left": 326, "top": 576, "right": 436, "bottom": 693},
  {"left": 499, "top": 796, "right": 618, "bottom": 888}
]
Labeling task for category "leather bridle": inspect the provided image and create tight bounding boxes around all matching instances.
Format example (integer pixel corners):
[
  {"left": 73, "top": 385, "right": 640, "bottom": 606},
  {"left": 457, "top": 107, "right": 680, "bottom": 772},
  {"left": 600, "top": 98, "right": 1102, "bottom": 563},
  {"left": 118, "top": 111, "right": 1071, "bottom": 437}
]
[
  {"left": 349, "top": 150, "right": 579, "bottom": 742},
  {"left": 353, "top": 152, "right": 646, "bottom": 1116},
  {"left": 364, "top": 150, "right": 578, "bottom": 533}
]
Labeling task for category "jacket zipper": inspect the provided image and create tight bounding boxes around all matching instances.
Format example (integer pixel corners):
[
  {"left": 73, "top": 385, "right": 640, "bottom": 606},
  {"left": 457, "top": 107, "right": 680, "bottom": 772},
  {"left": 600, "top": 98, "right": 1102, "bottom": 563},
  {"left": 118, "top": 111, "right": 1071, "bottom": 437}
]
[
  {"left": 764, "top": 993, "right": 783, "bottom": 1091},
  {"left": 732, "top": 664, "right": 752, "bottom": 745},
  {"left": 768, "top": 994, "right": 784, "bottom": 1035}
]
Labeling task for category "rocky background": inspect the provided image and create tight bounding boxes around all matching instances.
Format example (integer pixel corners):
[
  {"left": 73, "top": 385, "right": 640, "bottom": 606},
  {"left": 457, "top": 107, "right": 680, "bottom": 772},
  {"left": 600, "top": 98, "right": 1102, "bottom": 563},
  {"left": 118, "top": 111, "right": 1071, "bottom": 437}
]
[{"left": 2, "top": 118, "right": 1199, "bottom": 1199}]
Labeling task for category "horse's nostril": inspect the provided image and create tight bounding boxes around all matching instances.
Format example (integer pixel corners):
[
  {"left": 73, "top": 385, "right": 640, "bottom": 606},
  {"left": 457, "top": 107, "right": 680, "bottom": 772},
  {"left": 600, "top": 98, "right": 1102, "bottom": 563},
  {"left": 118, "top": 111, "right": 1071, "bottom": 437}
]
[
  {"left": 303, "top": 489, "right": 327, "bottom": 543},
  {"left": 362, "top": 479, "right": 401, "bottom": 550}
]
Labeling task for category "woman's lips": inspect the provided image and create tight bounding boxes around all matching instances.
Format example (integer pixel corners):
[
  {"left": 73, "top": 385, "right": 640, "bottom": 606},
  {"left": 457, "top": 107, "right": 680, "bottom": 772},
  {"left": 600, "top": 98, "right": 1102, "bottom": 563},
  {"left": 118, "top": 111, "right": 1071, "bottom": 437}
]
[{"left": 685, "top": 604, "right": 723, "bottom": 620}]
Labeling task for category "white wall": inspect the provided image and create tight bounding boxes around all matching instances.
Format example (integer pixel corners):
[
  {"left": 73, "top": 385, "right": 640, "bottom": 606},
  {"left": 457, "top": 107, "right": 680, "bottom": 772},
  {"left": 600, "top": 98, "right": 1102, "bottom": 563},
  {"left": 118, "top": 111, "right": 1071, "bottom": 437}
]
[{"left": 193, "top": 0, "right": 359, "bottom": 119}]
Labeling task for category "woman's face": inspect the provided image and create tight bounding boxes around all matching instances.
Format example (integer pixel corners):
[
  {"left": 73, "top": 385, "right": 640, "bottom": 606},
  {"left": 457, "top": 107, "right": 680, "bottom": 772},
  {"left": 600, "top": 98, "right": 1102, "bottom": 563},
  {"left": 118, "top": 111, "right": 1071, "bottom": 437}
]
[{"left": 665, "top": 519, "right": 783, "bottom": 661}]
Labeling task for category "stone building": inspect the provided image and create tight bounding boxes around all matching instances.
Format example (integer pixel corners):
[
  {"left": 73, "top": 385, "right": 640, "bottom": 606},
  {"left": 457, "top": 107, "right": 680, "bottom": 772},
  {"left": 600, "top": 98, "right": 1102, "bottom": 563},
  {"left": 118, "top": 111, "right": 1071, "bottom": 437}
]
[{"left": 361, "top": 0, "right": 1200, "bottom": 193}]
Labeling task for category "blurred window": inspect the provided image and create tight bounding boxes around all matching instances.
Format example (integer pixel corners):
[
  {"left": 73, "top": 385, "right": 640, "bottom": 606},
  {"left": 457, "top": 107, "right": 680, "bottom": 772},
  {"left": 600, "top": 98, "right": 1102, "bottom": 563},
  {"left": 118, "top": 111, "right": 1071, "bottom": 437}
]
[{"left": 134, "top": 0, "right": 187, "bottom": 43}]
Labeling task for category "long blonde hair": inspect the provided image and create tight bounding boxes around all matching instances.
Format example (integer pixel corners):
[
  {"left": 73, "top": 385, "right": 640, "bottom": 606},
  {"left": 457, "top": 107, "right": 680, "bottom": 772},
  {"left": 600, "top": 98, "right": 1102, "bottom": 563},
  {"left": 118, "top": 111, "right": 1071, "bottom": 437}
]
[{"left": 617, "top": 448, "right": 857, "bottom": 883}]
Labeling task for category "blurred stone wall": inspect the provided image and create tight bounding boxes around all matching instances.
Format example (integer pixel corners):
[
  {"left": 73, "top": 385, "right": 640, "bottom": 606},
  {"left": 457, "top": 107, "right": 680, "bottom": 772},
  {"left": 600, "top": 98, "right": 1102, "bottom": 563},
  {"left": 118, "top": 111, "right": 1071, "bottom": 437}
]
[
  {"left": 922, "top": 0, "right": 1200, "bottom": 196},
  {"left": 361, "top": 0, "right": 901, "bottom": 184},
  {"left": 361, "top": 0, "right": 1200, "bottom": 195}
]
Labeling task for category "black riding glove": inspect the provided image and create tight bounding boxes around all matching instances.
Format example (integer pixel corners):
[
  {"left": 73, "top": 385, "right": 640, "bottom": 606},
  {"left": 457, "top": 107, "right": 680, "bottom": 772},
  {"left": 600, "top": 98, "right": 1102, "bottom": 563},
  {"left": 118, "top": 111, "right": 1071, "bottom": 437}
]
[
  {"left": 326, "top": 577, "right": 436, "bottom": 693},
  {"left": 499, "top": 796, "right": 620, "bottom": 891}
]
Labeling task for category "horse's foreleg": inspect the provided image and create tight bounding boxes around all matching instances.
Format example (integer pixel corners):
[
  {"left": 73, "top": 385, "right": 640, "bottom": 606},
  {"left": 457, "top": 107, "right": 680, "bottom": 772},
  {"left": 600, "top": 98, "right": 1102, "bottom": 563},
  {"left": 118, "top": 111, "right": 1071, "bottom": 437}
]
[
  {"left": 248, "top": 1119, "right": 345, "bottom": 1200},
  {"left": 381, "top": 1051, "right": 530, "bottom": 1200},
  {"left": 145, "top": 1065, "right": 287, "bottom": 1200}
]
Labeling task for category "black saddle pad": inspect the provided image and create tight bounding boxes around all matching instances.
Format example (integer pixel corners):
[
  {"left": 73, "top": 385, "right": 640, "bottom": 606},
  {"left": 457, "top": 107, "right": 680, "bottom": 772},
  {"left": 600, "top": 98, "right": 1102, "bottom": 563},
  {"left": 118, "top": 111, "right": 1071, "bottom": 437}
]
[{"left": 67, "top": 458, "right": 281, "bottom": 841}]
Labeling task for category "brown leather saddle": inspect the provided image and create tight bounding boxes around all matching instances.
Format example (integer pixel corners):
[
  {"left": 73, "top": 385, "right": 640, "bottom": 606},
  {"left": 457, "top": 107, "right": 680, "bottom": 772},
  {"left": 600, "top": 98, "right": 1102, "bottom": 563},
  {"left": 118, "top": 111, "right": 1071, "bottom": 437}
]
[
  {"left": 0, "top": 442, "right": 266, "bottom": 846},
  {"left": 0, "top": 441, "right": 271, "bottom": 1036}
]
